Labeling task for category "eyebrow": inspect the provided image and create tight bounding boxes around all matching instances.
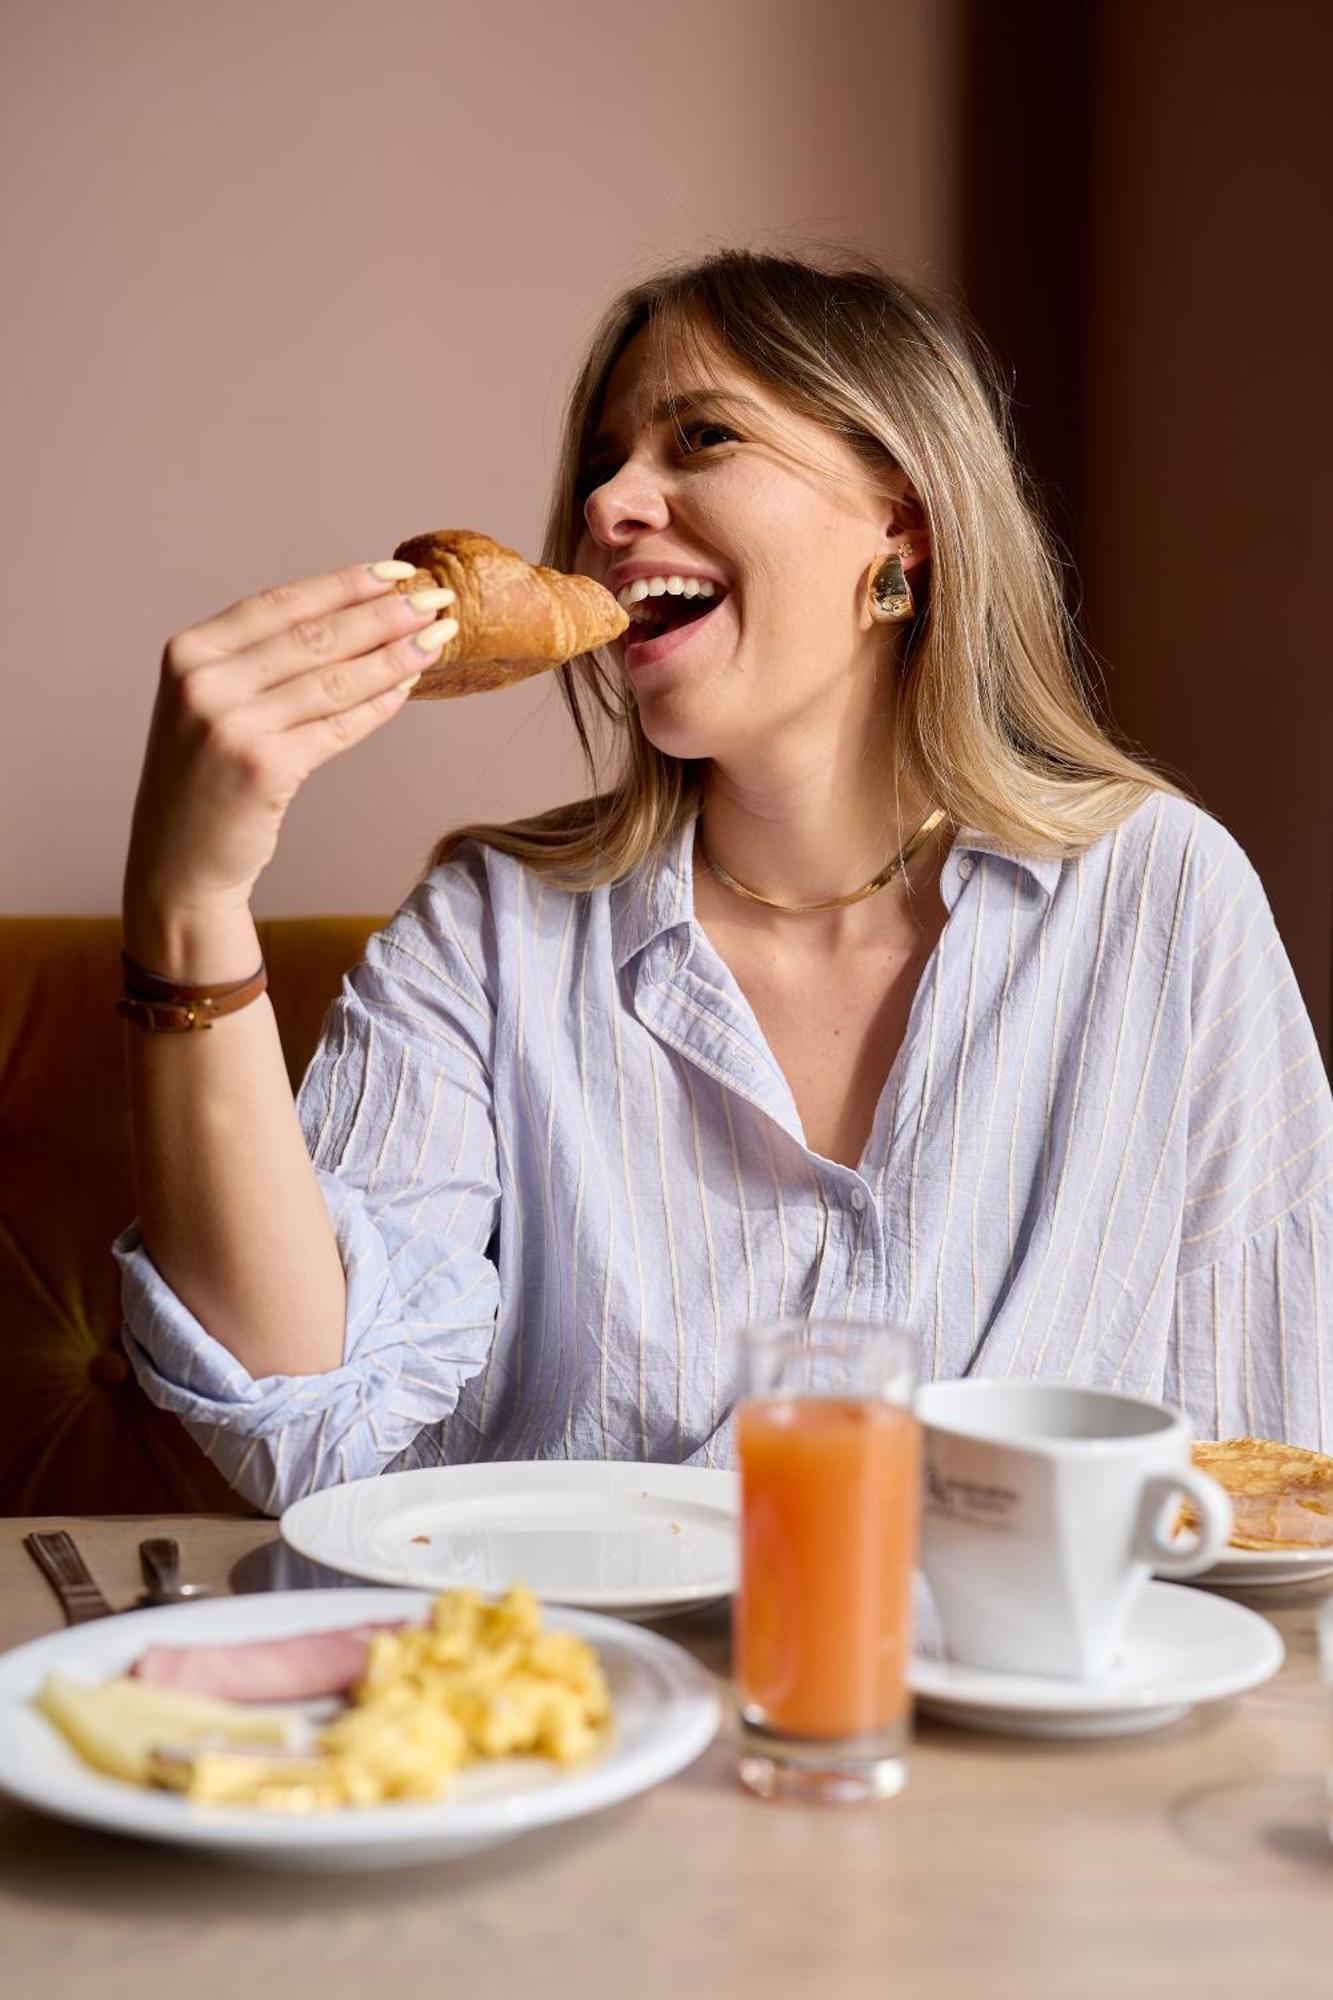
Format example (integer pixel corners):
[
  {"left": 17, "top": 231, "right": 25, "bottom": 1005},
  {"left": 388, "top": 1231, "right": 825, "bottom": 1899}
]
[{"left": 586, "top": 389, "right": 765, "bottom": 462}]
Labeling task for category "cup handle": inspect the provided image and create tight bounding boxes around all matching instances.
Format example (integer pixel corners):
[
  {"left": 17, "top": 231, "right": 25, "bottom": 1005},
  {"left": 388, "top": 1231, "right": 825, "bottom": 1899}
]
[{"left": 1133, "top": 1468, "right": 1234, "bottom": 1577}]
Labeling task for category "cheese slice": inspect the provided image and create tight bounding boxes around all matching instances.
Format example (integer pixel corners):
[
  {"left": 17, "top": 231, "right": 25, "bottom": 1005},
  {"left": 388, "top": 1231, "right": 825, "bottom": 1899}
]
[{"left": 35, "top": 1673, "right": 300, "bottom": 1786}]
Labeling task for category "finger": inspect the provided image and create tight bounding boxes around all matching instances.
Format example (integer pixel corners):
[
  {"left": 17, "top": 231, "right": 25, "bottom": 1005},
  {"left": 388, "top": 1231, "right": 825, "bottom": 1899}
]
[
  {"left": 167, "top": 558, "right": 428, "bottom": 671},
  {"left": 221, "top": 583, "right": 455, "bottom": 702},
  {"left": 245, "top": 613, "right": 457, "bottom": 734},
  {"left": 275, "top": 662, "right": 438, "bottom": 778}
]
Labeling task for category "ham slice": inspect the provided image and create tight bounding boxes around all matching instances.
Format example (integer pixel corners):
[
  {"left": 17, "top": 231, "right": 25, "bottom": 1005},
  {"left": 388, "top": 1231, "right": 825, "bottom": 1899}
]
[{"left": 130, "top": 1621, "right": 411, "bottom": 1702}]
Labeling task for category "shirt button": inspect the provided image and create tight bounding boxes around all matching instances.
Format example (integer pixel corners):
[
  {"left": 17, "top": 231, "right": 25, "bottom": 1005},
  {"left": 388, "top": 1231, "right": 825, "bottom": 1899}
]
[
  {"left": 957, "top": 856, "right": 974, "bottom": 879},
  {"left": 850, "top": 1189, "right": 867, "bottom": 1213}
]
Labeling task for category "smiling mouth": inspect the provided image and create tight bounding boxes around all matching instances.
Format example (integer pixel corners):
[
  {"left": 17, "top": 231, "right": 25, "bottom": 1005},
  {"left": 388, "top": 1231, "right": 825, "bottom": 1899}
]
[
  {"left": 622, "top": 590, "right": 727, "bottom": 641},
  {"left": 621, "top": 593, "right": 729, "bottom": 674}
]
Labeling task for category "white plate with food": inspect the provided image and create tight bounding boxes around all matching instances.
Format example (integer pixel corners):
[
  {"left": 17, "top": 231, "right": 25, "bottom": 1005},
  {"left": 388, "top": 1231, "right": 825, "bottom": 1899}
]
[
  {"left": 281, "top": 1462, "right": 740, "bottom": 1617},
  {"left": 0, "top": 1587, "right": 721, "bottom": 1870},
  {"left": 1159, "top": 1437, "right": 1333, "bottom": 1590},
  {"left": 910, "top": 1579, "right": 1283, "bottom": 1739}
]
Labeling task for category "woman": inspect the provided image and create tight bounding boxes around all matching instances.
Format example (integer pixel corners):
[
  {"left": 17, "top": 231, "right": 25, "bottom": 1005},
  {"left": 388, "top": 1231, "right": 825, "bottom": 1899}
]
[{"left": 115, "top": 250, "right": 1333, "bottom": 1514}]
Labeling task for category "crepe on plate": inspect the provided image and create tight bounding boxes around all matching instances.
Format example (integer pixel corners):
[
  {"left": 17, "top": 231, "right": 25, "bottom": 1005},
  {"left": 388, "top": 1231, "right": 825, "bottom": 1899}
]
[
  {"left": 1184, "top": 1436, "right": 1333, "bottom": 1550},
  {"left": 391, "top": 529, "right": 628, "bottom": 698}
]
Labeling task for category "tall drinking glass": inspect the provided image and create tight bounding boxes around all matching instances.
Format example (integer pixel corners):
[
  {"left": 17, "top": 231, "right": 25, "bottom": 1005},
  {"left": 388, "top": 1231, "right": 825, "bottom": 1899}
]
[{"left": 735, "top": 1317, "right": 920, "bottom": 1804}]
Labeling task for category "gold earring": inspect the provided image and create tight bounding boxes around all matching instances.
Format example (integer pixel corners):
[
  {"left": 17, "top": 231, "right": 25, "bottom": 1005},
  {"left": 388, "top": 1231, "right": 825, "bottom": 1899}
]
[{"left": 868, "top": 546, "right": 915, "bottom": 623}]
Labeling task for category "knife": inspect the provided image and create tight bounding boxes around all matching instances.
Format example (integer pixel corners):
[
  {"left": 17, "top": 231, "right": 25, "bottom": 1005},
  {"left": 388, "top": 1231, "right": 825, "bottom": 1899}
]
[{"left": 23, "top": 1530, "right": 116, "bottom": 1623}]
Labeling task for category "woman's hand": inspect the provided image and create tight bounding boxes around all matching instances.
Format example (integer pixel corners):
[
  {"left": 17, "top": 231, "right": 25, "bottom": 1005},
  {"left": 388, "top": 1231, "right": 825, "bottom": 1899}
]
[{"left": 123, "top": 559, "right": 455, "bottom": 915}]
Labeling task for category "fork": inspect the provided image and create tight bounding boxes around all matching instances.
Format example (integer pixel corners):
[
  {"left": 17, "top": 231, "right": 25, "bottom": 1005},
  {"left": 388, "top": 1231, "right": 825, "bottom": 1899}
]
[{"left": 23, "top": 1530, "right": 116, "bottom": 1624}]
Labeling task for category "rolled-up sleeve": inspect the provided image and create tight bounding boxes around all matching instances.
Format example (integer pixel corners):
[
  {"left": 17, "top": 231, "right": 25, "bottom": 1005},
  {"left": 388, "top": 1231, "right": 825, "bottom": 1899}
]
[
  {"left": 1166, "top": 829, "right": 1333, "bottom": 1446},
  {"left": 114, "top": 850, "right": 502, "bottom": 1513}
]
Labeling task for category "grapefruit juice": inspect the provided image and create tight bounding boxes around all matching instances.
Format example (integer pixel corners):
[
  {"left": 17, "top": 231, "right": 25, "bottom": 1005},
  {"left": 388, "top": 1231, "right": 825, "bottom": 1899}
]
[{"left": 736, "top": 1394, "right": 921, "bottom": 1795}]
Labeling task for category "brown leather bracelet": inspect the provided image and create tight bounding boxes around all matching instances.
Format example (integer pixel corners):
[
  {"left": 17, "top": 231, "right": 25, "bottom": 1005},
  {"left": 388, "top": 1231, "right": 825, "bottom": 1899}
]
[
  {"left": 115, "top": 951, "right": 268, "bottom": 1032},
  {"left": 119, "top": 949, "right": 263, "bottom": 998}
]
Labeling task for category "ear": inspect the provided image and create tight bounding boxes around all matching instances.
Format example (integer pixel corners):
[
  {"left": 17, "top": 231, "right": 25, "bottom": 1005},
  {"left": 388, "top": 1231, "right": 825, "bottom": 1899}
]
[{"left": 881, "top": 477, "right": 930, "bottom": 573}]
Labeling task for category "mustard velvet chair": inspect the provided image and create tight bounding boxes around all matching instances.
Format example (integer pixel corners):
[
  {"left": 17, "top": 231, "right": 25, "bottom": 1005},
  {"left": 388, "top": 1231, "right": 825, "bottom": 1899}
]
[{"left": 0, "top": 915, "right": 383, "bottom": 1514}]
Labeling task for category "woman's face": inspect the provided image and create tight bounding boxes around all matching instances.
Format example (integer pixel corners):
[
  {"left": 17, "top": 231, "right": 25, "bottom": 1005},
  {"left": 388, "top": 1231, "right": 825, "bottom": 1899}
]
[{"left": 573, "top": 325, "right": 922, "bottom": 766}]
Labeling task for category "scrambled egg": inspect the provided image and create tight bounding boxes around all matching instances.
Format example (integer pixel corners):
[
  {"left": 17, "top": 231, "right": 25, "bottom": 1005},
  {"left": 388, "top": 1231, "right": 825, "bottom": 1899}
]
[
  {"left": 39, "top": 1588, "right": 612, "bottom": 1814},
  {"left": 312, "top": 1586, "right": 611, "bottom": 1806}
]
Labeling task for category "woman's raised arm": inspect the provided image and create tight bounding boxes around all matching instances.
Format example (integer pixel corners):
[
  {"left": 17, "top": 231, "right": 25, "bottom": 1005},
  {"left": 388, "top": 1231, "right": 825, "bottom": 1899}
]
[{"left": 121, "top": 557, "right": 457, "bottom": 1378}]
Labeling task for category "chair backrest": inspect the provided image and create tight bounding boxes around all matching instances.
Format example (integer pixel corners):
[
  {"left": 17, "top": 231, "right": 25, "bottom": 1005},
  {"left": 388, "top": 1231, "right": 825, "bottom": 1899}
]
[{"left": 0, "top": 915, "right": 383, "bottom": 1514}]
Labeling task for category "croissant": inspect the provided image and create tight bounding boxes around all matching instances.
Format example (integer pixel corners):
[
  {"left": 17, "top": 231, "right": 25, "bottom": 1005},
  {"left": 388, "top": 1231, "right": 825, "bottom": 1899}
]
[{"left": 389, "top": 529, "right": 628, "bottom": 698}]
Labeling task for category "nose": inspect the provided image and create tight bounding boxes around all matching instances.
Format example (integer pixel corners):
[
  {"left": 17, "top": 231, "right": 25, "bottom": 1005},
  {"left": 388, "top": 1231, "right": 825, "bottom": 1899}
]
[{"left": 582, "top": 460, "right": 671, "bottom": 550}]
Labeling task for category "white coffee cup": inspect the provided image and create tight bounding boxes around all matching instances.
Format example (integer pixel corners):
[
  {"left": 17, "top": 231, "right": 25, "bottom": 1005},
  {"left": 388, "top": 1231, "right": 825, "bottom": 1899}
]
[{"left": 915, "top": 1380, "right": 1233, "bottom": 1680}]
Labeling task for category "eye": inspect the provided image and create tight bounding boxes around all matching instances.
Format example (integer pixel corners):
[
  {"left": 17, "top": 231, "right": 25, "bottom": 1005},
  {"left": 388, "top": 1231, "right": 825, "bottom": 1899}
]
[
  {"left": 574, "top": 419, "right": 739, "bottom": 504},
  {"left": 679, "top": 420, "right": 738, "bottom": 454}
]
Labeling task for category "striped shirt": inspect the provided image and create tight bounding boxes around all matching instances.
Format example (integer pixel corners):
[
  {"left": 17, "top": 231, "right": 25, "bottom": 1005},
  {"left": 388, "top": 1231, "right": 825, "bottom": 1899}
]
[{"left": 115, "top": 791, "right": 1333, "bottom": 1515}]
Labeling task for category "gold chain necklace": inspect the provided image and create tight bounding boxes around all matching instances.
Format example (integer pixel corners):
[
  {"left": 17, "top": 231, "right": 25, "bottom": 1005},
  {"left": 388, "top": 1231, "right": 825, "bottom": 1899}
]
[{"left": 697, "top": 807, "right": 949, "bottom": 914}]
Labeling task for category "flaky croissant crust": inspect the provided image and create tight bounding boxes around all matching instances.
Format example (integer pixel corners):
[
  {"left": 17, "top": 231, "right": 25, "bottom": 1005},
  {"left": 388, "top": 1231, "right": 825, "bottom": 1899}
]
[{"left": 390, "top": 528, "right": 629, "bottom": 698}]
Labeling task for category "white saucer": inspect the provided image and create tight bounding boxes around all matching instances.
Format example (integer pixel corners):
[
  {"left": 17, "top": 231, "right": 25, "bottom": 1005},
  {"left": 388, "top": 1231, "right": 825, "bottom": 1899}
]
[
  {"left": 909, "top": 1579, "right": 1283, "bottom": 1739},
  {"left": 281, "top": 1462, "right": 739, "bottom": 1618}
]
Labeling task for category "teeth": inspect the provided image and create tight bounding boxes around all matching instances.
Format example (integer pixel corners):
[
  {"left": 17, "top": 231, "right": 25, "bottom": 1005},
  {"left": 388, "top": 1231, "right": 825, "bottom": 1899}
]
[{"left": 616, "top": 575, "right": 720, "bottom": 611}]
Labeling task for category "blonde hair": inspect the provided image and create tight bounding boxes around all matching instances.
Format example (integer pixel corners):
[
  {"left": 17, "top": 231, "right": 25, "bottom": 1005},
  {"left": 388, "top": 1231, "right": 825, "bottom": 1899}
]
[{"left": 428, "top": 247, "right": 1191, "bottom": 885}]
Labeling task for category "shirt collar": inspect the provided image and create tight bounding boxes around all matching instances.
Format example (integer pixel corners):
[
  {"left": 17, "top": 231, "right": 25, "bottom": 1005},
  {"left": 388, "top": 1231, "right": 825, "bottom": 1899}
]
[
  {"left": 609, "top": 814, "right": 698, "bottom": 971},
  {"left": 950, "top": 826, "right": 1064, "bottom": 902},
  {"left": 609, "top": 813, "right": 1064, "bottom": 969}
]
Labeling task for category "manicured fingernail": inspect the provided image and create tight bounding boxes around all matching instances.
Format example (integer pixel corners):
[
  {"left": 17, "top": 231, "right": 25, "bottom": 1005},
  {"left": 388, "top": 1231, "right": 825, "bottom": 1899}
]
[
  {"left": 406, "top": 586, "right": 456, "bottom": 614},
  {"left": 368, "top": 559, "right": 418, "bottom": 581},
  {"left": 412, "top": 616, "right": 458, "bottom": 658},
  {"left": 397, "top": 671, "right": 423, "bottom": 692}
]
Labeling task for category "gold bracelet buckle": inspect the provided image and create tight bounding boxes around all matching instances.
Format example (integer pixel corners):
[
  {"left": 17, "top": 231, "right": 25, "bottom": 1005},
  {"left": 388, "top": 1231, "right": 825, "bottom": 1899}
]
[{"left": 115, "top": 995, "right": 218, "bottom": 1032}]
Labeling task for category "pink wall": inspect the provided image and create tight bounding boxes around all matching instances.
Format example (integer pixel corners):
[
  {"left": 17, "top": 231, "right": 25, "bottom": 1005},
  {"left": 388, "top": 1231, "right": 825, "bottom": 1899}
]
[{"left": 0, "top": 0, "right": 962, "bottom": 917}]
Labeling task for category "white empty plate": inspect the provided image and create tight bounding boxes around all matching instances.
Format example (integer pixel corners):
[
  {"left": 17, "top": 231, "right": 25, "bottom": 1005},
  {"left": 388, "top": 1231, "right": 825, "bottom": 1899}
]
[
  {"left": 0, "top": 1588, "right": 721, "bottom": 1870},
  {"left": 281, "top": 1462, "right": 739, "bottom": 1616},
  {"left": 910, "top": 1579, "right": 1284, "bottom": 1738}
]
